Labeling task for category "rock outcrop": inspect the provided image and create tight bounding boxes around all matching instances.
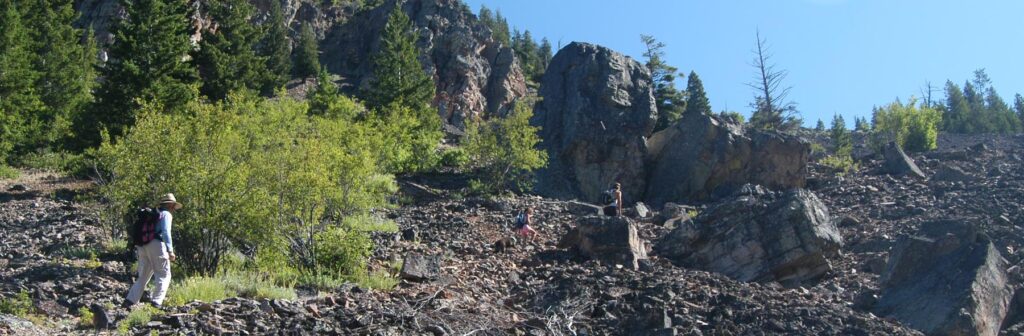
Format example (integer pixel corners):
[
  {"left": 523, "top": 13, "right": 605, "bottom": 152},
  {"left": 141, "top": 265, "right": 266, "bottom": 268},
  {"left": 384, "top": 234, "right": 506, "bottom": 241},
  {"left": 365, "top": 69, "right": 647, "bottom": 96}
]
[
  {"left": 654, "top": 186, "right": 842, "bottom": 287},
  {"left": 321, "top": 0, "right": 526, "bottom": 127},
  {"left": 74, "top": 0, "right": 526, "bottom": 128},
  {"left": 873, "top": 219, "right": 1012, "bottom": 336},
  {"left": 557, "top": 216, "right": 648, "bottom": 270},
  {"left": 399, "top": 253, "right": 441, "bottom": 282},
  {"left": 645, "top": 112, "right": 810, "bottom": 204},
  {"left": 532, "top": 42, "right": 657, "bottom": 203},
  {"left": 881, "top": 142, "right": 926, "bottom": 178}
]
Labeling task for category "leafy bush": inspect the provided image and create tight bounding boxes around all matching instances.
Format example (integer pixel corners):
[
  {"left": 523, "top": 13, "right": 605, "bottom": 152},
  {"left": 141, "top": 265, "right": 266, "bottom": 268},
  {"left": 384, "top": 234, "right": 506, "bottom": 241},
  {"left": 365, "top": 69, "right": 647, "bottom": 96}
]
[
  {"left": 463, "top": 101, "right": 548, "bottom": 194},
  {"left": 77, "top": 306, "right": 94, "bottom": 328},
  {"left": 718, "top": 111, "right": 745, "bottom": 124},
  {"left": 164, "top": 271, "right": 296, "bottom": 307},
  {"left": 351, "top": 271, "right": 398, "bottom": 291},
  {"left": 871, "top": 98, "right": 941, "bottom": 153},
  {"left": 94, "top": 93, "right": 395, "bottom": 276},
  {"left": 313, "top": 226, "right": 372, "bottom": 276},
  {"left": 118, "top": 305, "right": 162, "bottom": 333},
  {"left": 13, "top": 150, "right": 84, "bottom": 174},
  {"left": 0, "top": 165, "right": 17, "bottom": 179},
  {"left": 0, "top": 291, "right": 32, "bottom": 316},
  {"left": 440, "top": 147, "right": 469, "bottom": 168},
  {"left": 820, "top": 155, "right": 859, "bottom": 175}
]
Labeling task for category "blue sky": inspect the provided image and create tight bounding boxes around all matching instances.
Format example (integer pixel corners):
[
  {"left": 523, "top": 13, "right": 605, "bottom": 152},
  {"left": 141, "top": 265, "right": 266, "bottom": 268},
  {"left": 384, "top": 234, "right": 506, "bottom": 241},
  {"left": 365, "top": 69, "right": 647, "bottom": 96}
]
[{"left": 462, "top": 0, "right": 1024, "bottom": 126}]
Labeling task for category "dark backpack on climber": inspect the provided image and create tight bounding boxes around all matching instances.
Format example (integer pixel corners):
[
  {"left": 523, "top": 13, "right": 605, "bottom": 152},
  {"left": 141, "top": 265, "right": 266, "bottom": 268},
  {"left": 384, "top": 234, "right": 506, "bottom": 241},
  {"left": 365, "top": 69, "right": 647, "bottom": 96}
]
[
  {"left": 130, "top": 207, "right": 162, "bottom": 247},
  {"left": 513, "top": 212, "right": 527, "bottom": 230}
]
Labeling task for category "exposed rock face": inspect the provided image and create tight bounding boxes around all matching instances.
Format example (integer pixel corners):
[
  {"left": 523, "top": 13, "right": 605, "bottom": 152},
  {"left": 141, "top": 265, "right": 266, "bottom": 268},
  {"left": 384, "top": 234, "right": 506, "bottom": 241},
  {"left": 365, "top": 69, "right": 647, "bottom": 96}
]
[
  {"left": 557, "top": 216, "right": 648, "bottom": 270},
  {"left": 399, "top": 253, "right": 441, "bottom": 281},
  {"left": 532, "top": 42, "right": 657, "bottom": 204},
  {"left": 881, "top": 142, "right": 926, "bottom": 178},
  {"left": 873, "top": 219, "right": 1012, "bottom": 336},
  {"left": 654, "top": 186, "right": 842, "bottom": 287},
  {"left": 645, "top": 113, "right": 810, "bottom": 204},
  {"left": 74, "top": 0, "right": 526, "bottom": 128},
  {"left": 321, "top": 0, "right": 526, "bottom": 127}
]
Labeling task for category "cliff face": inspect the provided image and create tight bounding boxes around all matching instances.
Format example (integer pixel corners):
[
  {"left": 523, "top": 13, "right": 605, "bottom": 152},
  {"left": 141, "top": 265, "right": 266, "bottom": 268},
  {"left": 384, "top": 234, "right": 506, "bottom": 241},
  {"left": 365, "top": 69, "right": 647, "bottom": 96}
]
[{"left": 73, "top": 0, "right": 527, "bottom": 127}]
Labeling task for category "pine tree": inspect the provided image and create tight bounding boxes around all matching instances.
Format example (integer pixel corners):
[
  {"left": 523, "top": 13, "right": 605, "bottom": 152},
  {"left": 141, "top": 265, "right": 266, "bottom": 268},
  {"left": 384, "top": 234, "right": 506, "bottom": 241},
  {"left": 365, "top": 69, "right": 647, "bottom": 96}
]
[
  {"left": 514, "top": 30, "right": 542, "bottom": 82},
  {"left": 640, "top": 34, "right": 685, "bottom": 132},
  {"left": 260, "top": 0, "right": 291, "bottom": 95},
  {"left": 193, "top": 0, "right": 266, "bottom": 101},
  {"left": 24, "top": 0, "right": 97, "bottom": 150},
  {"left": 683, "top": 71, "right": 711, "bottom": 117},
  {"left": 364, "top": 6, "right": 434, "bottom": 110},
  {"left": 943, "top": 81, "right": 969, "bottom": 133},
  {"left": 493, "top": 10, "right": 511, "bottom": 46},
  {"left": 1015, "top": 94, "right": 1024, "bottom": 127},
  {"left": 748, "top": 32, "right": 800, "bottom": 131},
  {"left": 293, "top": 23, "right": 320, "bottom": 79},
  {"left": 985, "top": 87, "right": 1020, "bottom": 133},
  {"left": 830, "top": 114, "right": 851, "bottom": 156},
  {"left": 538, "top": 38, "right": 553, "bottom": 73},
  {"left": 815, "top": 120, "right": 825, "bottom": 132},
  {"left": 84, "top": 0, "right": 197, "bottom": 147},
  {"left": 308, "top": 68, "right": 339, "bottom": 117},
  {"left": 0, "top": 0, "right": 44, "bottom": 160},
  {"left": 854, "top": 116, "right": 870, "bottom": 132}
]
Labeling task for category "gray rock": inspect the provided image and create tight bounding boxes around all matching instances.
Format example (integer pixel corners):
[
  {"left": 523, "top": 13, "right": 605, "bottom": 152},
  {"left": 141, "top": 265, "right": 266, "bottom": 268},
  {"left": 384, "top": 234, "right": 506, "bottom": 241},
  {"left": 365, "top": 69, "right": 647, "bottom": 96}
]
[
  {"left": 557, "top": 216, "right": 648, "bottom": 270},
  {"left": 399, "top": 253, "right": 442, "bottom": 281},
  {"left": 634, "top": 202, "right": 651, "bottom": 218},
  {"left": 7, "top": 184, "right": 28, "bottom": 192},
  {"left": 89, "top": 303, "right": 112, "bottom": 330},
  {"left": 645, "top": 113, "right": 809, "bottom": 204},
  {"left": 932, "top": 163, "right": 975, "bottom": 182},
  {"left": 532, "top": 42, "right": 657, "bottom": 204},
  {"left": 401, "top": 228, "right": 418, "bottom": 241},
  {"left": 874, "top": 219, "right": 1012, "bottom": 336},
  {"left": 881, "top": 142, "right": 925, "bottom": 178},
  {"left": 34, "top": 300, "right": 67, "bottom": 317},
  {"left": 654, "top": 187, "right": 842, "bottom": 287}
]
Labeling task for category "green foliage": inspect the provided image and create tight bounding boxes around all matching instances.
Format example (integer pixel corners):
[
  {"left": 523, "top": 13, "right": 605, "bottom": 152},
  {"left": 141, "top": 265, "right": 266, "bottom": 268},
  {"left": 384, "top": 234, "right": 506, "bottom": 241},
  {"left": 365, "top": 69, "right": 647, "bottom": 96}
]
[
  {"left": 854, "top": 116, "right": 871, "bottom": 132},
  {"left": 344, "top": 213, "right": 399, "bottom": 233},
  {"left": 830, "top": 114, "right": 852, "bottom": 157},
  {"left": 820, "top": 155, "right": 859, "bottom": 175},
  {"left": 871, "top": 98, "right": 941, "bottom": 153},
  {"left": 641, "top": 34, "right": 686, "bottom": 132},
  {"left": 13, "top": 150, "right": 84, "bottom": 174},
  {"left": 308, "top": 69, "right": 365, "bottom": 119},
  {"left": 809, "top": 142, "right": 825, "bottom": 157},
  {"left": 683, "top": 71, "right": 711, "bottom": 117},
  {"left": 367, "top": 103, "right": 443, "bottom": 173},
  {"left": 77, "top": 306, "right": 94, "bottom": 328},
  {"left": 83, "top": 0, "right": 198, "bottom": 148},
  {"left": 364, "top": 6, "right": 434, "bottom": 111},
  {"left": 94, "top": 93, "right": 395, "bottom": 275},
  {"left": 0, "top": 0, "right": 43, "bottom": 164},
  {"left": 718, "top": 111, "right": 745, "bottom": 124},
  {"left": 259, "top": 0, "right": 291, "bottom": 94},
  {"left": 463, "top": 101, "right": 548, "bottom": 194},
  {"left": 0, "top": 291, "right": 32, "bottom": 316},
  {"left": 193, "top": 0, "right": 266, "bottom": 101},
  {"left": 313, "top": 226, "right": 372, "bottom": 276},
  {"left": 0, "top": 164, "right": 17, "bottom": 179},
  {"left": 350, "top": 271, "right": 399, "bottom": 291},
  {"left": 118, "top": 305, "right": 163, "bottom": 333},
  {"left": 749, "top": 32, "right": 801, "bottom": 132},
  {"left": 940, "top": 70, "right": 1022, "bottom": 134},
  {"left": 440, "top": 147, "right": 470, "bottom": 168},
  {"left": 1015, "top": 94, "right": 1024, "bottom": 126},
  {"left": 164, "top": 272, "right": 296, "bottom": 307},
  {"left": 293, "top": 23, "right": 320, "bottom": 79},
  {"left": 477, "top": 5, "right": 510, "bottom": 46},
  {"left": 512, "top": 30, "right": 548, "bottom": 83},
  {"left": 815, "top": 120, "right": 825, "bottom": 132}
]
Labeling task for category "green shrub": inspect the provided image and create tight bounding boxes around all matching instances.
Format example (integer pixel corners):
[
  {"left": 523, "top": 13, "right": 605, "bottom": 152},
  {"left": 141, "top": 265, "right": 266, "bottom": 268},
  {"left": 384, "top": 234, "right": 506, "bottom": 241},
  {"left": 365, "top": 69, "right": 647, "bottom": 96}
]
[
  {"left": 314, "top": 225, "right": 372, "bottom": 276},
  {"left": 871, "top": 98, "right": 941, "bottom": 153},
  {"left": 0, "top": 165, "right": 17, "bottom": 179},
  {"left": 440, "top": 147, "right": 469, "bottom": 168},
  {"left": 118, "top": 305, "right": 162, "bottom": 334},
  {"left": 463, "top": 101, "right": 548, "bottom": 194},
  {"left": 77, "top": 306, "right": 94, "bottom": 328},
  {"left": 351, "top": 271, "right": 398, "bottom": 291},
  {"left": 0, "top": 291, "right": 32, "bottom": 316},
  {"left": 58, "top": 246, "right": 98, "bottom": 260},
  {"left": 164, "top": 271, "right": 296, "bottom": 307},
  {"left": 344, "top": 213, "right": 399, "bottom": 233},
  {"left": 809, "top": 143, "right": 826, "bottom": 156},
  {"left": 820, "top": 155, "right": 859, "bottom": 175},
  {"left": 830, "top": 114, "right": 852, "bottom": 157},
  {"left": 13, "top": 150, "right": 84, "bottom": 174},
  {"left": 164, "top": 276, "right": 229, "bottom": 307},
  {"left": 94, "top": 93, "right": 395, "bottom": 275}
]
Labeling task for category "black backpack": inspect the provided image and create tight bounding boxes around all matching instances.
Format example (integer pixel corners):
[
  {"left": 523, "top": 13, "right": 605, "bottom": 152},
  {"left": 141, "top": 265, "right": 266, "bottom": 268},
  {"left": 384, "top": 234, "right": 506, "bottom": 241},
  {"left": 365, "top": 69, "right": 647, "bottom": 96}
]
[
  {"left": 130, "top": 207, "right": 161, "bottom": 247},
  {"left": 601, "top": 189, "right": 615, "bottom": 204}
]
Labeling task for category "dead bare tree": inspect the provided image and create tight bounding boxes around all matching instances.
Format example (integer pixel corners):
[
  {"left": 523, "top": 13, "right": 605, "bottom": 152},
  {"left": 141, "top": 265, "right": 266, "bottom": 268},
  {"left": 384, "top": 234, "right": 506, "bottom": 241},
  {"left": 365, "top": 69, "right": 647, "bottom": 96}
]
[{"left": 747, "top": 30, "right": 801, "bottom": 131}]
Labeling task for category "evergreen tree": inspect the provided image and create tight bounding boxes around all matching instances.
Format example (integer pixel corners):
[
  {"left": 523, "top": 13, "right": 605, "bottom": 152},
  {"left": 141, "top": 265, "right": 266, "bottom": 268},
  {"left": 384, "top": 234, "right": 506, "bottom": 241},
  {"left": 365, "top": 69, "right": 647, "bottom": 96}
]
[
  {"left": 364, "top": 6, "right": 434, "bottom": 110},
  {"left": 293, "top": 23, "right": 320, "bottom": 79},
  {"left": 538, "top": 38, "right": 553, "bottom": 73},
  {"left": 830, "top": 114, "right": 851, "bottom": 156},
  {"left": 640, "top": 34, "right": 685, "bottom": 132},
  {"left": 943, "top": 81, "right": 969, "bottom": 133},
  {"left": 854, "top": 116, "right": 870, "bottom": 132},
  {"left": 493, "top": 9, "right": 511, "bottom": 46},
  {"left": 683, "top": 71, "right": 711, "bottom": 117},
  {"left": 84, "top": 0, "right": 197, "bottom": 147},
  {"left": 1015, "top": 94, "right": 1024, "bottom": 127},
  {"left": 193, "top": 0, "right": 266, "bottom": 101},
  {"left": 748, "top": 32, "right": 800, "bottom": 131},
  {"left": 815, "top": 120, "right": 825, "bottom": 132},
  {"left": 513, "top": 30, "right": 542, "bottom": 82},
  {"left": 985, "top": 87, "right": 1020, "bottom": 133},
  {"left": 308, "top": 68, "right": 339, "bottom": 117},
  {"left": 260, "top": 0, "right": 291, "bottom": 95},
  {"left": 24, "top": 0, "right": 97, "bottom": 150},
  {"left": 0, "top": 0, "right": 43, "bottom": 160}
]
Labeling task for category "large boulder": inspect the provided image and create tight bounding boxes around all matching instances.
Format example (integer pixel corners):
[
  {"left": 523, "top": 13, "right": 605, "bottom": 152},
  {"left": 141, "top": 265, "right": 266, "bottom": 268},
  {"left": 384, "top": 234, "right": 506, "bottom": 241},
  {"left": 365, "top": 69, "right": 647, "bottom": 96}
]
[
  {"left": 399, "top": 253, "right": 442, "bottom": 282},
  {"left": 645, "top": 113, "right": 809, "bottom": 205},
  {"left": 557, "top": 216, "right": 648, "bottom": 270},
  {"left": 873, "top": 219, "right": 1012, "bottom": 336},
  {"left": 881, "top": 142, "right": 926, "bottom": 178},
  {"left": 532, "top": 42, "right": 657, "bottom": 203},
  {"left": 654, "top": 186, "right": 842, "bottom": 287}
]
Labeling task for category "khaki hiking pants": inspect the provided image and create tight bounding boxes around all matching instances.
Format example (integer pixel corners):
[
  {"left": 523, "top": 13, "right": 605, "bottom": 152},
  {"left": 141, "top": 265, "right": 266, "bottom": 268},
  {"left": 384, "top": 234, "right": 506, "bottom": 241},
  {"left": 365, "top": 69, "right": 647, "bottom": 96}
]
[{"left": 126, "top": 240, "right": 171, "bottom": 305}]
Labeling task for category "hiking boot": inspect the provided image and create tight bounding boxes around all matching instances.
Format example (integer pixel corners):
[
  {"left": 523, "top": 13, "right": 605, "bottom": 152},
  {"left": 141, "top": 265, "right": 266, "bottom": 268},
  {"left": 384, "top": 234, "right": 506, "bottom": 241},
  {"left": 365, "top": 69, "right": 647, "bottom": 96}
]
[{"left": 149, "top": 302, "right": 163, "bottom": 310}]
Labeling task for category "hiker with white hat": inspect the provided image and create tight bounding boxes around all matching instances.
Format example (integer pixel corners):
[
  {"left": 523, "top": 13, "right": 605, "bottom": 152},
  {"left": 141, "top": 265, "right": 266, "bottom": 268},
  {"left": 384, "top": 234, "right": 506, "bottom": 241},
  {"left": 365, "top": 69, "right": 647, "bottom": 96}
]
[{"left": 124, "top": 193, "right": 182, "bottom": 308}]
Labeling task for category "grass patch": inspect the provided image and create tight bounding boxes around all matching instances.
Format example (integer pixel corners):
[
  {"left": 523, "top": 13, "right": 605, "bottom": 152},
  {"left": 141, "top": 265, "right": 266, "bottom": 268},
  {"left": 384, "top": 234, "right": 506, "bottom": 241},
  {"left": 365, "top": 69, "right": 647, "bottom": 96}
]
[
  {"left": 686, "top": 209, "right": 700, "bottom": 219},
  {"left": 14, "top": 151, "right": 85, "bottom": 174},
  {"left": 820, "top": 154, "right": 859, "bottom": 175},
  {"left": 77, "top": 306, "right": 94, "bottom": 328},
  {"left": 295, "top": 272, "right": 347, "bottom": 292},
  {"left": 344, "top": 213, "right": 399, "bottom": 233},
  {"left": 59, "top": 246, "right": 98, "bottom": 260},
  {"left": 351, "top": 271, "right": 399, "bottom": 291},
  {"left": 118, "top": 305, "right": 162, "bottom": 334},
  {"left": 164, "top": 271, "right": 296, "bottom": 307},
  {"left": 0, "top": 165, "right": 18, "bottom": 179},
  {"left": 0, "top": 291, "right": 32, "bottom": 316}
]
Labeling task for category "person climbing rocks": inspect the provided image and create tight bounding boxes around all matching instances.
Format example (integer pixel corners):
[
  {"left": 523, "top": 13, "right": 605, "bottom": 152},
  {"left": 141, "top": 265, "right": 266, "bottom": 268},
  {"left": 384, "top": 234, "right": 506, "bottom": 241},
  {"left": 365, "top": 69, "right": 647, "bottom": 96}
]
[
  {"left": 123, "top": 193, "right": 182, "bottom": 309},
  {"left": 603, "top": 183, "right": 623, "bottom": 217},
  {"left": 514, "top": 207, "right": 539, "bottom": 241}
]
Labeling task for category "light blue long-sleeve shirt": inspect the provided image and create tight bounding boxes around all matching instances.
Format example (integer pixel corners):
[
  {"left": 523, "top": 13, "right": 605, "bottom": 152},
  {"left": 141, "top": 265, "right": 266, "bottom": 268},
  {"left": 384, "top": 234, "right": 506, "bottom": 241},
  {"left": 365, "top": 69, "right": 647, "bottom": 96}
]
[{"left": 158, "top": 209, "right": 174, "bottom": 254}]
